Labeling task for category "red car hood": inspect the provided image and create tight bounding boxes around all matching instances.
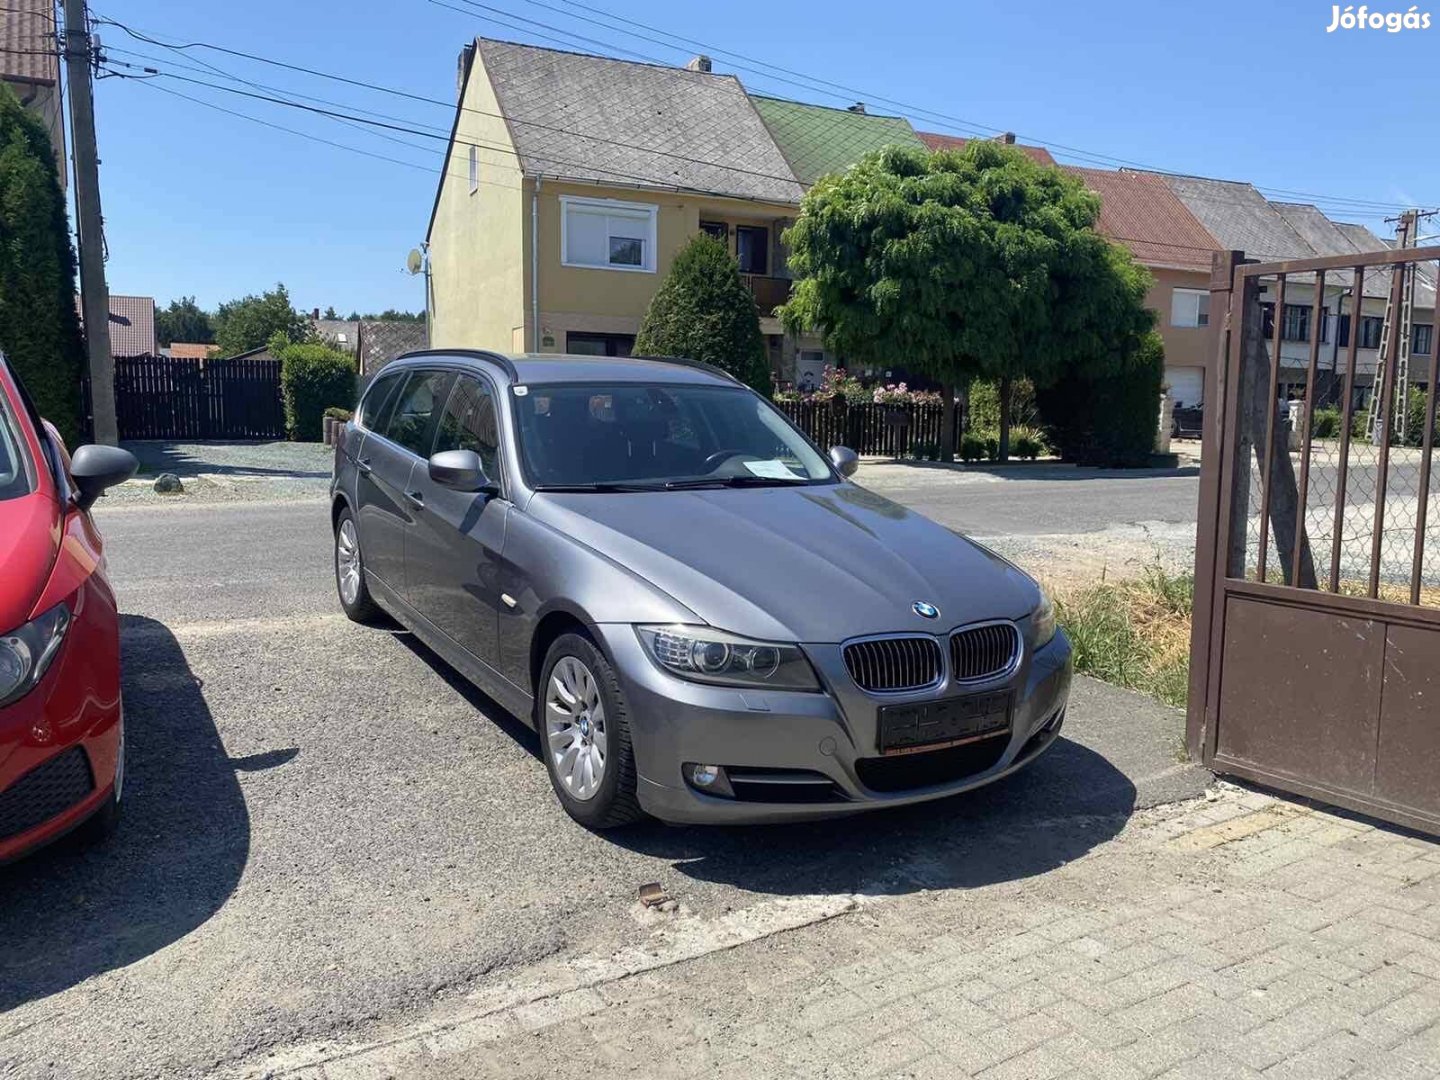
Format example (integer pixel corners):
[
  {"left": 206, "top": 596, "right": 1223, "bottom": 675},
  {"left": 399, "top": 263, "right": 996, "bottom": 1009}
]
[{"left": 0, "top": 492, "right": 60, "bottom": 632}]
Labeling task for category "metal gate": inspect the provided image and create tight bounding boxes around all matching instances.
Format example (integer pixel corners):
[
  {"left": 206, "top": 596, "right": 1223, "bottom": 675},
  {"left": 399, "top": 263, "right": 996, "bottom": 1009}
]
[
  {"left": 1188, "top": 247, "right": 1440, "bottom": 834},
  {"left": 113, "top": 353, "right": 285, "bottom": 440}
]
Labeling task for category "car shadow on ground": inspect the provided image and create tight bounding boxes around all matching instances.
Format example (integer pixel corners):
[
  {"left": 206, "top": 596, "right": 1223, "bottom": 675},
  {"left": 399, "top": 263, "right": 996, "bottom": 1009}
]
[
  {"left": 396, "top": 629, "right": 1135, "bottom": 899},
  {"left": 860, "top": 460, "right": 1200, "bottom": 482},
  {"left": 122, "top": 440, "right": 332, "bottom": 480},
  {"left": 0, "top": 616, "right": 250, "bottom": 1013},
  {"left": 615, "top": 737, "right": 1137, "bottom": 897}
]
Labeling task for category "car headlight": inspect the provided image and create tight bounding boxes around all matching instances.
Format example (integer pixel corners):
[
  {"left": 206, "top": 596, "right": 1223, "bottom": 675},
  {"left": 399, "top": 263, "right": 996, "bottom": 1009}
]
[
  {"left": 0, "top": 603, "right": 71, "bottom": 708},
  {"left": 1031, "top": 590, "right": 1056, "bottom": 649},
  {"left": 636, "top": 625, "right": 820, "bottom": 691}
]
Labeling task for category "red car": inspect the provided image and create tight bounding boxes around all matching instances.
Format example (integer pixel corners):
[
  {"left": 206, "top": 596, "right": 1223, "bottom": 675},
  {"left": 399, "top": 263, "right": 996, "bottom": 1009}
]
[{"left": 0, "top": 353, "right": 136, "bottom": 863}]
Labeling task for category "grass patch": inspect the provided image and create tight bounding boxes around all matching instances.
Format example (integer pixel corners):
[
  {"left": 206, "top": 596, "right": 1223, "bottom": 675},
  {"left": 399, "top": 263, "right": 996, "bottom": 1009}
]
[{"left": 1055, "top": 563, "right": 1194, "bottom": 708}]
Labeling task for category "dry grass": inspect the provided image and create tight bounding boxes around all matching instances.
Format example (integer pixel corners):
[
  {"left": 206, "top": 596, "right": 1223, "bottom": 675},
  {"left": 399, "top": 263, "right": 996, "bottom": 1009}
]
[{"left": 1053, "top": 563, "right": 1194, "bottom": 708}]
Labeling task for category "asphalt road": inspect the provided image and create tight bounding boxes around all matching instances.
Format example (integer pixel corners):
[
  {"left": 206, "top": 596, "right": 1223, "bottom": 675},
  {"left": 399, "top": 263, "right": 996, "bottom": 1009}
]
[{"left": 0, "top": 497, "right": 1207, "bottom": 1080}]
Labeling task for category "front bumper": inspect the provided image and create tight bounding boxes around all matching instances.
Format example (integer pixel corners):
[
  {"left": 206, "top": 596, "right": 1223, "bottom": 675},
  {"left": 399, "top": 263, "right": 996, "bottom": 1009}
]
[
  {"left": 596, "top": 624, "right": 1073, "bottom": 825},
  {"left": 0, "top": 578, "right": 122, "bottom": 864}
]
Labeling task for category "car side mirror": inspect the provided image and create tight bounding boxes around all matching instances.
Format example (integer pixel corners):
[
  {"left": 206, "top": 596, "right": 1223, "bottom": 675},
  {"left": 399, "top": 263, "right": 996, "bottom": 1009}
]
[
  {"left": 70, "top": 444, "right": 139, "bottom": 511},
  {"left": 429, "top": 449, "right": 497, "bottom": 493},
  {"left": 829, "top": 445, "right": 859, "bottom": 478}
]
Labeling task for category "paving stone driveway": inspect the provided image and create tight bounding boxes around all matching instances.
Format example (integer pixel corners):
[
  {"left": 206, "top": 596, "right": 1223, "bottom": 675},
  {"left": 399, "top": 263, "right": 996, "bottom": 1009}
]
[{"left": 247, "top": 785, "right": 1440, "bottom": 1080}]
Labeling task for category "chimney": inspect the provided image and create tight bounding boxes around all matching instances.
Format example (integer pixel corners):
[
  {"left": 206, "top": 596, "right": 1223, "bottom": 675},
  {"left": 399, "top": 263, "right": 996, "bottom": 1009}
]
[
  {"left": 685, "top": 54, "right": 712, "bottom": 73},
  {"left": 312, "top": 308, "right": 320, "bottom": 321},
  {"left": 457, "top": 42, "right": 475, "bottom": 97},
  {"left": 847, "top": 102, "right": 866, "bottom": 114},
  {"left": 999, "top": 132, "right": 1016, "bottom": 144}
]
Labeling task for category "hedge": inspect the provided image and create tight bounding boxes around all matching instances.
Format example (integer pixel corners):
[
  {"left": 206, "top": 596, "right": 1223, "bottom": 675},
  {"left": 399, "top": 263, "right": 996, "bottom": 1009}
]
[
  {"left": 277, "top": 343, "right": 356, "bottom": 441},
  {"left": 0, "top": 86, "right": 85, "bottom": 445},
  {"left": 1037, "top": 331, "right": 1163, "bottom": 467}
]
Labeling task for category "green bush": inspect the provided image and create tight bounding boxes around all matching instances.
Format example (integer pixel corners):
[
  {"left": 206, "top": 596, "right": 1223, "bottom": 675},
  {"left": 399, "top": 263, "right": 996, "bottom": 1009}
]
[
  {"left": 1311, "top": 405, "right": 1342, "bottom": 439},
  {"left": 908, "top": 439, "right": 941, "bottom": 462},
  {"left": 966, "top": 378, "right": 1036, "bottom": 432},
  {"left": 1037, "top": 331, "right": 1163, "bottom": 466},
  {"left": 1011, "top": 424, "right": 1049, "bottom": 460},
  {"left": 0, "top": 87, "right": 84, "bottom": 445},
  {"left": 278, "top": 343, "right": 356, "bottom": 441},
  {"left": 324, "top": 406, "right": 353, "bottom": 422},
  {"left": 960, "top": 430, "right": 1000, "bottom": 462},
  {"left": 634, "top": 234, "right": 769, "bottom": 391}
]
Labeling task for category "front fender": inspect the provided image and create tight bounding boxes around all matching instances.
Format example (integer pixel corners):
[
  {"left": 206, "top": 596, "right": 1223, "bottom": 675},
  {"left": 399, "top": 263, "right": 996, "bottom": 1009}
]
[{"left": 494, "top": 509, "right": 700, "bottom": 688}]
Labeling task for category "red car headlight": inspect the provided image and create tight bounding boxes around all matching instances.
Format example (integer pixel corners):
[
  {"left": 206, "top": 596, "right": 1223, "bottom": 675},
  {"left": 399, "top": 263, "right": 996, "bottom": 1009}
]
[{"left": 0, "top": 603, "right": 71, "bottom": 708}]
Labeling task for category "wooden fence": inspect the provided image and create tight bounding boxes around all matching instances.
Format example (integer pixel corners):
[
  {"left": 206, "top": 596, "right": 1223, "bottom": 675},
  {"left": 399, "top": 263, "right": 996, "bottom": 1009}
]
[
  {"left": 113, "top": 353, "right": 285, "bottom": 440},
  {"left": 775, "top": 400, "right": 964, "bottom": 457}
]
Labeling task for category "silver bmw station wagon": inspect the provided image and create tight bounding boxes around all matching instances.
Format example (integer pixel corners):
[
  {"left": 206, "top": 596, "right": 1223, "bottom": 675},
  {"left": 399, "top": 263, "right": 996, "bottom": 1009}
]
[{"left": 331, "top": 351, "right": 1072, "bottom": 828}]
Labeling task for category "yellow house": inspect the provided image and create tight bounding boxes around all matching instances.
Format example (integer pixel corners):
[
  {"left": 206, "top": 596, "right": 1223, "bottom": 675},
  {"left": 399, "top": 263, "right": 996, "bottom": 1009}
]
[{"left": 427, "top": 39, "right": 823, "bottom": 380}]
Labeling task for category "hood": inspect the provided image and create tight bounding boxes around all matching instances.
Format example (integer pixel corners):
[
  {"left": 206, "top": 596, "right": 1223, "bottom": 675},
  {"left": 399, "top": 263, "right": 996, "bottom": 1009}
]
[
  {"left": 526, "top": 483, "right": 1039, "bottom": 643},
  {"left": 0, "top": 492, "right": 60, "bottom": 633}
]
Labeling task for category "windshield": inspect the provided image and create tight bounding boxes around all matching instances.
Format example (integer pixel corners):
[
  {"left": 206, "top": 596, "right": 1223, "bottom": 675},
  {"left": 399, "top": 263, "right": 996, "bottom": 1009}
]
[
  {"left": 513, "top": 382, "right": 834, "bottom": 490},
  {"left": 0, "top": 384, "right": 34, "bottom": 503}
]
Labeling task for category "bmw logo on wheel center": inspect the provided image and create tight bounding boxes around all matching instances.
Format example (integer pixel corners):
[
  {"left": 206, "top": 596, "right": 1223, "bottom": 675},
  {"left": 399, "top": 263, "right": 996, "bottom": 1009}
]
[{"left": 913, "top": 601, "right": 940, "bottom": 620}]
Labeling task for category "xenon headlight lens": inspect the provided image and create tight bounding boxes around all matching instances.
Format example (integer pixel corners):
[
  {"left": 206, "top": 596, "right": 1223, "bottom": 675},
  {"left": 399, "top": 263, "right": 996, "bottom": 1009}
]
[
  {"left": 0, "top": 603, "right": 71, "bottom": 707},
  {"left": 1031, "top": 589, "right": 1057, "bottom": 649},
  {"left": 636, "top": 625, "right": 819, "bottom": 690}
]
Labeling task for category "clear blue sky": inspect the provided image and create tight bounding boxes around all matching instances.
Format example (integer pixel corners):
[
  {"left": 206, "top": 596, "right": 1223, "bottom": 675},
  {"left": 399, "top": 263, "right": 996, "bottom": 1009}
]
[{"left": 89, "top": 0, "right": 1439, "bottom": 316}]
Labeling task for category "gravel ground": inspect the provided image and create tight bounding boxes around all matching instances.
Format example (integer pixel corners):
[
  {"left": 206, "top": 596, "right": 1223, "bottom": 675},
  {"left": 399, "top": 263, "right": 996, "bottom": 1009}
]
[{"left": 104, "top": 441, "right": 335, "bottom": 504}]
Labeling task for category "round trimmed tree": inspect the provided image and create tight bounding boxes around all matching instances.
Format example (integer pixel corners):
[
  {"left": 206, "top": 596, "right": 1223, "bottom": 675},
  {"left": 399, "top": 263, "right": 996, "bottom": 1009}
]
[
  {"left": 634, "top": 234, "right": 769, "bottom": 391},
  {"left": 0, "top": 85, "right": 85, "bottom": 445}
]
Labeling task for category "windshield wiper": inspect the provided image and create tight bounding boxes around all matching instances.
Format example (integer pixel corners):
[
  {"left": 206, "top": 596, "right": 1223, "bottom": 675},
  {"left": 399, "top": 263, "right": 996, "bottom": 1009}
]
[
  {"left": 533, "top": 482, "right": 666, "bottom": 493},
  {"left": 662, "top": 475, "right": 810, "bottom": 490}
]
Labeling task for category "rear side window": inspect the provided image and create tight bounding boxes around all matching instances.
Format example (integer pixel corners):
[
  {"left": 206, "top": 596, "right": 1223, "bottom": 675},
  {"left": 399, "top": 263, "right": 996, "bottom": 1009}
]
[
  {"left": 381, "top": 369, "right": 453, "bottom": 456},
  {"left": 433, "top": 374, "right": 500, "bottom": 479},
  {"left": 0, "top": 387, "right": 35, "bottom": 502},
  {"left": 358, "top": 370, "right": 405, "bottom": 430}
]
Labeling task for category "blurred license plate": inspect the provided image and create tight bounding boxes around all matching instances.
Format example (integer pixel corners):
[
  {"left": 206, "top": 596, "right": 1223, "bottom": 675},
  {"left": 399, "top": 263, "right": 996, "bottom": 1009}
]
[{"left": 878, "top": 691, "right": 1011, "bottom": 755}]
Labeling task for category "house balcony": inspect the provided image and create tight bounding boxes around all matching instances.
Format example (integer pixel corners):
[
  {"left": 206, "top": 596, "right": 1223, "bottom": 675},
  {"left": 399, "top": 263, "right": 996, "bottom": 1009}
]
[{"left": 743, "top": 274, "right": 792, "bottom": 315}]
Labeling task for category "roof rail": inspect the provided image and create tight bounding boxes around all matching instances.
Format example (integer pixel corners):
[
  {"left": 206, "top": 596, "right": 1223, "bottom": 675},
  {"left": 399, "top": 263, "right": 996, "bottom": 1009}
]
[
  {"left": 632, "top": 355, "right": 741, "bottom": 385},
  {"left": 394, "top": 348, "right": 520, "bottom": 381}
]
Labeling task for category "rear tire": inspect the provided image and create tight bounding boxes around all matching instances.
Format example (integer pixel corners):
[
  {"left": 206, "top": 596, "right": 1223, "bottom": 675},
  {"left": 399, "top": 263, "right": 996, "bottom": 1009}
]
[
  {"left": 335, "top": 507, "right": 381, "bottom": 624},
  {"left": 537, "top": 632, "right": 644, "bottom": 830}
]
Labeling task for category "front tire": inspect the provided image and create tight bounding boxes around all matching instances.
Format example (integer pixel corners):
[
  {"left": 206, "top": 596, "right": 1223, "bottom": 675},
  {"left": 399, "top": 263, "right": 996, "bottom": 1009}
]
[
  {"left": 538, "top": 632, "right": 644, "bottom": 829},
  {"left": 335, "top": 507, "right": 381, "bottom": 623},
  {"left": 79, "top": 710, "right": 123, "bottom": 845}
]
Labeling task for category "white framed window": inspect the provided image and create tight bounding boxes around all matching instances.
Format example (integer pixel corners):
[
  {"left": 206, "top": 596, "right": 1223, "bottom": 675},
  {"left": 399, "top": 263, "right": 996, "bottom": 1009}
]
[
  {"left": 561, "top": 195, "right": 658, "bottom": 273},
  {"left": 468, "top": 145, "right": 479, "bottom": 194},
  {"left": 1170, "top": 288, "right": 1210, "bottom": 328}
]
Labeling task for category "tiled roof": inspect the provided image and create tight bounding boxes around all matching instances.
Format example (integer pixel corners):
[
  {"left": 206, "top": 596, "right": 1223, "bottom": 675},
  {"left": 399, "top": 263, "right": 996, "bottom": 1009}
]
[
  {"left": 751, "top": 97, "right": 927, "bottom": 186},
  {"left": 0, "top": 0, "right": 58, "bottom": 86},
  {"left": 106, "top": 295, "right": 157, "bottom": 357},
  {"left": 1066, "top": 167, "right": 1217, "bottom": 272},
  {"left": 474, "top": 38, "right": 803, "bottom": 204},
  {"left": 168, "top": 342, "right": 218, "bottom": 359},
  {"left": 1154, "top": 173, "right": 1313, "bottom": 262},
  {"left": 917, "top": 132, "right": 1056, "bottom": 166},
  {"left": 313, "top": 319, "right": 360, "bottom": 351},
  {"left": 357, "top": 320, "right": 429, "bottom": 376}
]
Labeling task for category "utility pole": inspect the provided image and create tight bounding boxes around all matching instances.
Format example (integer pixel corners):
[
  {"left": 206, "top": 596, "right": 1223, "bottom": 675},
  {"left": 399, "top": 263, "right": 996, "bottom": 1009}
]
[{"left": 61, "top": 0, "right": 117, "bottom": 445}]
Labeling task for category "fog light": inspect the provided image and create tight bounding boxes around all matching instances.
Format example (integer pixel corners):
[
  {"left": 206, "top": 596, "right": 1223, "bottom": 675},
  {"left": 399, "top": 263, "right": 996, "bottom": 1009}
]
[{"left": 683, "top": 762, "right": 734, "bottom": 798}]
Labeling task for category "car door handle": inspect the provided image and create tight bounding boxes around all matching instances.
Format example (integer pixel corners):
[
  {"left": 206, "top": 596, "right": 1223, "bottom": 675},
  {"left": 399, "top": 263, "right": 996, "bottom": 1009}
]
[
  {"left": 356, "top": 457, "right": 372, "bottom": 476},
  {"left": 404, "top": 489, "right": 425, "bottom": 510}
]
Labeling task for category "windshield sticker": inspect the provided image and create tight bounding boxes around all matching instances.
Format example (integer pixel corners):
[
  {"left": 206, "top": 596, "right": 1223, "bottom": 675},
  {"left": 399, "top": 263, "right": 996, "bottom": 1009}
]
[
  {"left": 513, "top": 385, "right": 529, "bottom": 397},
  {"left": 743, "top": 459, "right": 802, "bottom": 479}
]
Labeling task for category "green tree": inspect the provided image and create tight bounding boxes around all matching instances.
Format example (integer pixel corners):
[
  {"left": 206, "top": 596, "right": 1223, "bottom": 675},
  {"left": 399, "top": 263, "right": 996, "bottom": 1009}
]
[
  {"left": 214, "top": 284, "right": 308, "bottom": 357},
  {"left": 155, "top": 296, "right": 215, "bottom": 346},
  {"left": 0, "top": 86, "right": 85, "bottom": 445},
  {"left": 781, "top": 142, "right": 1154, "bottom": 460},
  {"left": 322, "top": 305, "right": 339, "bottom": 320},
  {"left": 634, "top": 234, "right": 768, "bottom": 390}
]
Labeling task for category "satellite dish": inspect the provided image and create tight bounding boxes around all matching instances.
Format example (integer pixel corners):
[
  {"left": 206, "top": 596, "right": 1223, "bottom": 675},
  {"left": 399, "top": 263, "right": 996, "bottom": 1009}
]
[{"left": 406, "top": 248, "right": 423, "bottom": 275}]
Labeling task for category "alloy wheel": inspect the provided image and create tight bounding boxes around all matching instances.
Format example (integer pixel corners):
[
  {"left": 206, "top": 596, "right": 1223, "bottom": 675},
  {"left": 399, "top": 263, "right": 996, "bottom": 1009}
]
[
  {"left": 545, "top": 655, "right": 608, "bottom": 801},
  {"left": 336, "top": 518, "right": 362, "bottom": 605}
]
